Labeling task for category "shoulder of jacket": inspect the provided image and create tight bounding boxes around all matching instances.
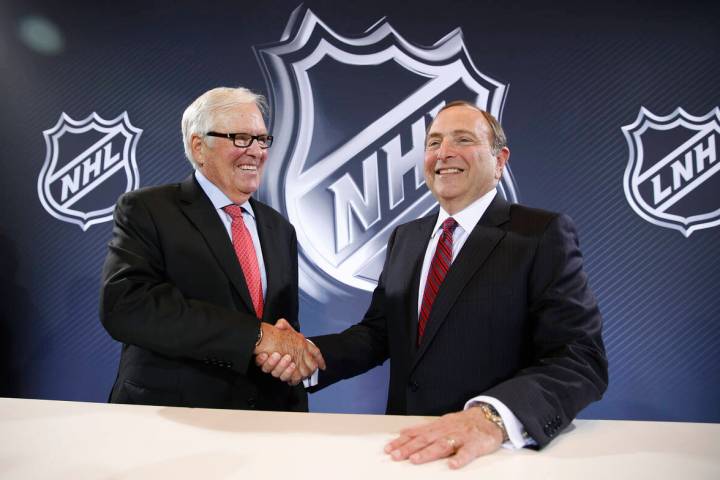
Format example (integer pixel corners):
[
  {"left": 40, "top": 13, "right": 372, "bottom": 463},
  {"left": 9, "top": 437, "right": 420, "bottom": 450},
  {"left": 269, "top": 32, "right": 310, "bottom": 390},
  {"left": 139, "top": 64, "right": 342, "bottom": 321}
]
[
  {"left": 251, "top": 198, "right": 293, "bottom": 228},
  {"left": 121, "top": 182, "right": 179, "bottom": 201},
  {"left": 508, "top": 203, "right": 567, "bottom": 236}
]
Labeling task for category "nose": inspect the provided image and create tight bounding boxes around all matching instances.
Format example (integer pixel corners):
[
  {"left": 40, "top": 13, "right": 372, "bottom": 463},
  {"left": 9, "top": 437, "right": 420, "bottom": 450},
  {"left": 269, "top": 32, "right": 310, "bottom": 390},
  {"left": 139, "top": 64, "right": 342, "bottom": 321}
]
[
  {"left": 436, "top": 136, "right": 454, "bottom": 160},
  {"left": 244, "top": 138, "right": 264, "bottom": 157}
]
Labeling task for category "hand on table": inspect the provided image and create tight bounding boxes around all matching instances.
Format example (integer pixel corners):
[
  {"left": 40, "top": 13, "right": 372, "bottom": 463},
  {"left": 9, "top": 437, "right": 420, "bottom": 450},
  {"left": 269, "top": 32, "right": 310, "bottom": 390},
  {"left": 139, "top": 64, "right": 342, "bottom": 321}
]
[
  {"left": 254, "top": 318, "right": 325, "bottom": 385},
  {"left": 384, "top": 407, "right": 504, "bottom": 469}
]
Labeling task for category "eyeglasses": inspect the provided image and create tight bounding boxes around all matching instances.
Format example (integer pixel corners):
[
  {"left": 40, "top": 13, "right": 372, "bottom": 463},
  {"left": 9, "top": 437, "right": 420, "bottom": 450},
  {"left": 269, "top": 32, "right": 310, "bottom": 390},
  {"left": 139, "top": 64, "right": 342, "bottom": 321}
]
[{"left": 206, "top": 132, "right": 273, "bottom": 149}]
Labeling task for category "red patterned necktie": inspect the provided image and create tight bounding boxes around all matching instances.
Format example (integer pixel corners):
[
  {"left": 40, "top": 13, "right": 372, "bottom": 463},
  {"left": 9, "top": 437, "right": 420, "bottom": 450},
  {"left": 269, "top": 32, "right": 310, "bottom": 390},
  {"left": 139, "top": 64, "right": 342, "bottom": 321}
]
[
  {"left": 418, "top": 217, "right": 458, "bottom": 344},
  {"left": 223, "top": 205, "right": 264, "bottom": 318}
]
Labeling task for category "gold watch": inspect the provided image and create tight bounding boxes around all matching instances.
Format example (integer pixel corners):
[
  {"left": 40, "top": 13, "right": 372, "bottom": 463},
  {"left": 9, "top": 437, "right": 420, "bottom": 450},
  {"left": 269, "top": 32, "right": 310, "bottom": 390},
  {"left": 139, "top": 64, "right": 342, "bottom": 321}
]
[{"left": 477, "top": 403, "right": 509, "bottom": 442}]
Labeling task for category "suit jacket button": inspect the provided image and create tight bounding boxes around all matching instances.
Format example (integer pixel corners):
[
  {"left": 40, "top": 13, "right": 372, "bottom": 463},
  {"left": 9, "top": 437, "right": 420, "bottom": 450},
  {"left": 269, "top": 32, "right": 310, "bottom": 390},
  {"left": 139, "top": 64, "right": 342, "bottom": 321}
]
[
  {"left": 247, "top": 397, "right": 256, "bottom": 408},
  {"left": 408, "top": 381, "right": 419, "bottom": 392}
]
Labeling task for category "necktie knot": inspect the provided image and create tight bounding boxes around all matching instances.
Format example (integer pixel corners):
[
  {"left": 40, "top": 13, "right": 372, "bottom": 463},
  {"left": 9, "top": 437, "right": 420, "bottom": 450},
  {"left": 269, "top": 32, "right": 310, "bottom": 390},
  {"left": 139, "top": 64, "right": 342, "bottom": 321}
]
[
  {"left": 442, "top": 217, "right": 458, "bottom": 235},
  {"left": 223, "top": 204, "right": 244, "bottom": 220}
]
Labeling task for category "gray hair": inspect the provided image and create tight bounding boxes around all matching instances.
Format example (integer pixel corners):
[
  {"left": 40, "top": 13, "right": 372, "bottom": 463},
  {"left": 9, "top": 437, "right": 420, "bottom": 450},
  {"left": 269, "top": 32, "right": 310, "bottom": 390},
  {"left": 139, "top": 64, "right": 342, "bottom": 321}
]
[{"left": 181, "top": 87, "right": 268, "bottom": 167}]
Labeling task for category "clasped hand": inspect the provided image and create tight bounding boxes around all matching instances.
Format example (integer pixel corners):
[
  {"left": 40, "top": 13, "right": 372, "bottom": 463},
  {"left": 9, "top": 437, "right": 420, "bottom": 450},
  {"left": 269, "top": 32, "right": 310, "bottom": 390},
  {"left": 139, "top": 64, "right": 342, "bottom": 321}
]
[{"left": 254, "top": 318, "right": 325, "bottom": 385}]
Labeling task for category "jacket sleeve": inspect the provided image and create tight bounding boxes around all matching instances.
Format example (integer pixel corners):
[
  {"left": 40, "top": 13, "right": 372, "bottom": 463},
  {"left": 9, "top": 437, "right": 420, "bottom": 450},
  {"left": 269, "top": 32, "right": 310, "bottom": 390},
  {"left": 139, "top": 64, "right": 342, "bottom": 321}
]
[{"left": 482, "top": 213, "right": 608, "bottom": 448}]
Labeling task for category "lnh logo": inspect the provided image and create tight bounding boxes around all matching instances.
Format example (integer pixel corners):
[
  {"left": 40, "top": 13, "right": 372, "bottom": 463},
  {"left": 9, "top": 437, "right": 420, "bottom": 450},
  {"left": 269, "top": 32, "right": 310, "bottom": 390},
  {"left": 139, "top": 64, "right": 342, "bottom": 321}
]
[
  {"left": 645, "top": 132, "right": 716, "bottom": 207},
  {"left": 623, "top": 107, "right": 720, "bottom": 237}
]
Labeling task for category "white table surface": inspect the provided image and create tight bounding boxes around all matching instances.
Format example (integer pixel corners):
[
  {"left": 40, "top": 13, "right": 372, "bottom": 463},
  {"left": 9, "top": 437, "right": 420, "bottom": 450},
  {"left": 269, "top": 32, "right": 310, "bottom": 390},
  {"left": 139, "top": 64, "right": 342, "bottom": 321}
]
[{"left": 1, "top": 397, "right": 718, "bottom": 479}]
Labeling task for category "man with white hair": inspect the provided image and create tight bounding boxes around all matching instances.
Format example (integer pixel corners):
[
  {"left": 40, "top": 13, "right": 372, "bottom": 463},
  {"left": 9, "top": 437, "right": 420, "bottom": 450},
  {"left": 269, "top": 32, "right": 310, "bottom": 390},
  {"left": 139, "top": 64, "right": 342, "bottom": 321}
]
[{"left": 101, "top": 86, "right": 323, "bottom": 411}]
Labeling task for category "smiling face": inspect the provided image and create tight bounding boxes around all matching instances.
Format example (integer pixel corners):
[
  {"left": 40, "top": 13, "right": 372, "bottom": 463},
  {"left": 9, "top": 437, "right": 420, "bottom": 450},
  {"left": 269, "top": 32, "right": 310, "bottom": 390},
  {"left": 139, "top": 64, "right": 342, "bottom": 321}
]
[
  {"left": 424, "top": 105, "right": 509, "bottom": 214},
  {"left": 192, "top": 102, "right": 268, "bottom": 204}
]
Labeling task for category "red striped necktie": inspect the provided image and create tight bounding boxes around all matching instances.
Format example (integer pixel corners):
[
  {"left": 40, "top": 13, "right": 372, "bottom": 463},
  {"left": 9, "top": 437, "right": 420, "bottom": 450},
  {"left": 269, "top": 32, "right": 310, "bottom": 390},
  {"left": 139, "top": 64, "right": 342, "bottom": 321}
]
[
  {"left": 223, "top": 205, "right": 264, "bottom": 318},
  {"left": 418, "top": 217, "right": 458, "bottom": 344}
]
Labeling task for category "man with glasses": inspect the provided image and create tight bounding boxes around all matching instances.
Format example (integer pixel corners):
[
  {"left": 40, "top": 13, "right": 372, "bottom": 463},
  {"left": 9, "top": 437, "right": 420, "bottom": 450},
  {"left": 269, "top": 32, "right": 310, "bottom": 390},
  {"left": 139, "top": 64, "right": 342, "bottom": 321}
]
[{"left": 100, "top": 86, "right": 323, "bottom": 411}]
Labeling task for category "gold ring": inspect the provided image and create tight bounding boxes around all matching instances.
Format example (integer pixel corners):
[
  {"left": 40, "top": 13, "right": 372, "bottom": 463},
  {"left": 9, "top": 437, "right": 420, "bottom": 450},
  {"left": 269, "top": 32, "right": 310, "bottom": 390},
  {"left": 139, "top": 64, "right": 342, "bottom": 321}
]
[{"left": 445, "top": 437, "right": 458, "bottom": 452}]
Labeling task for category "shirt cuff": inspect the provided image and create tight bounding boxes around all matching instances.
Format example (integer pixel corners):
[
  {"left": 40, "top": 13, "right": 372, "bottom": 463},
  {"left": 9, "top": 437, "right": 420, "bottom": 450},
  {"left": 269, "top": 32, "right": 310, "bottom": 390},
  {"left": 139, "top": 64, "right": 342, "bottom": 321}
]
[
  {"left": 302, "top": 368, "right": 319, "bottom": 388},
  {"left": 464, "top": 395, "right": 537, "bottom": 449}
]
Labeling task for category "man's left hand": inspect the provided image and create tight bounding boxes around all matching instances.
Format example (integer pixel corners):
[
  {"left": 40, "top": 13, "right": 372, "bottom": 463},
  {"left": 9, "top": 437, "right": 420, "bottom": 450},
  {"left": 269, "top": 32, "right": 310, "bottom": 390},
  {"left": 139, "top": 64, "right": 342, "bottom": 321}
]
[{"left": 384, "top": 407, "right": 504, "bottom": 469}]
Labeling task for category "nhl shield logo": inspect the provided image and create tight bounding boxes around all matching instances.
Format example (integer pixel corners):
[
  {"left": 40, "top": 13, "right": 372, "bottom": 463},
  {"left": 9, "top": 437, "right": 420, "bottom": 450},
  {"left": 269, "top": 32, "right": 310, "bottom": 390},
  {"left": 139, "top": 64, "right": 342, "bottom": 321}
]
[
  {"left": 255, "top": 8, "right": 518, "bottom": 294},
  {"left": 623, "top": 107, "right": 720, "bottom": 237},
  {"left": 38, "top": 112, "right": 142, "bottom": 230}
]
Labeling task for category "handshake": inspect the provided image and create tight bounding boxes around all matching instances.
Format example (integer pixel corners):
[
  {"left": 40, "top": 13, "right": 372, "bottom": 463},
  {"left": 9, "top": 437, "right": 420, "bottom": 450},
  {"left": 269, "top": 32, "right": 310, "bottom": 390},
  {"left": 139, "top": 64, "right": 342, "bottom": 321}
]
[{"left": 253, "top": 319, "right": 325, "bottom": 385}]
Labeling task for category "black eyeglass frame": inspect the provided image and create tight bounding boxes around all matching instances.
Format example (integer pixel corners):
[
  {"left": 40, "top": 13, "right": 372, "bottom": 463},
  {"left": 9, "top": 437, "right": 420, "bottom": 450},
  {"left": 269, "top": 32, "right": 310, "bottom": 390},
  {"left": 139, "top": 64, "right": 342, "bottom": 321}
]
[{"left": 206, "top": 131, "right": 273, "bottom": 149}]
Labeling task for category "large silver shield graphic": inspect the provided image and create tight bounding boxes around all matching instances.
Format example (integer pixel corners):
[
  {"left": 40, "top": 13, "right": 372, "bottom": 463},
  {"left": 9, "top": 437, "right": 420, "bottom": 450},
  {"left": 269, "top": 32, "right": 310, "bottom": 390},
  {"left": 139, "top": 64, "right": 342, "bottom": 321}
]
[
  {"left": 623, "top": 107, "right": 720, "bottom": 237},
  {"left": 255, "top": 8, "right": 518, "bottom": 296}
]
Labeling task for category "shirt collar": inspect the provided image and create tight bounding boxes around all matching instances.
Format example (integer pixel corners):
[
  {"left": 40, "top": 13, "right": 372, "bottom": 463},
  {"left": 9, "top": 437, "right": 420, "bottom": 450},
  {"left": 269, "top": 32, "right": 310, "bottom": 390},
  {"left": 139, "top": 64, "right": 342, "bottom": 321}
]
[
  {"left": 431, "top": 189, "right": 497, "bottom": 238},
  {"left": 194, "top": 169, "right": 255, "bottom": 219}
]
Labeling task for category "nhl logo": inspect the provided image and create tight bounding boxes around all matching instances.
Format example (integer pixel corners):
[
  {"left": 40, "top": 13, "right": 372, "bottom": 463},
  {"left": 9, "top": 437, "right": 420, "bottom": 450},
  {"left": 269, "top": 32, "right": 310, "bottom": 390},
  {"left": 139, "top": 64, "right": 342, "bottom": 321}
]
[
  {"left": 38, "top": 112, "right": 142, "bottom": 230},
  {"left": 255, "top": 8, "right": 518, "bottom": 295},
  {"left": 623, "top": 107, "right": 720, "bottom": 237}
]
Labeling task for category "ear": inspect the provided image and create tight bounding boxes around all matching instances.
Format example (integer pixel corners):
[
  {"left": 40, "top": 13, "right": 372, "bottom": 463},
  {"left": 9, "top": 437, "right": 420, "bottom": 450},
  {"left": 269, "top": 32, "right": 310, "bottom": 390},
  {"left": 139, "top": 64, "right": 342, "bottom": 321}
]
[
  {"left": 495, "top": 147, "right": 510, "bottom": 179},
  {"left": 191, "top": 134, "right": 205, "bottom": 166}
]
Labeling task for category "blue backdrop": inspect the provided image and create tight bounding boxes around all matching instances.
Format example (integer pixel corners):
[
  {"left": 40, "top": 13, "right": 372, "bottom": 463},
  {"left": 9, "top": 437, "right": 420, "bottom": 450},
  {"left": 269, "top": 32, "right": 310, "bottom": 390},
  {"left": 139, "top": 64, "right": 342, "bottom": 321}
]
[{"left": 1, "top": 0, "right": 718, "bottom": 422}]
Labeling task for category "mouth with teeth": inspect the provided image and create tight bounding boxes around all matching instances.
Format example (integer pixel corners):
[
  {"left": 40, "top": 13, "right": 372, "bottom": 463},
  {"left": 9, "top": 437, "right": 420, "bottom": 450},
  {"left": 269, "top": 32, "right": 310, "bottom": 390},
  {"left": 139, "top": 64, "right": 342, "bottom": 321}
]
[
  {"left": 435, "top": 167, "right": 464, "bottom": 175},
  {"left": 236, "top": 164, "right": 258, "bottom": 173}
]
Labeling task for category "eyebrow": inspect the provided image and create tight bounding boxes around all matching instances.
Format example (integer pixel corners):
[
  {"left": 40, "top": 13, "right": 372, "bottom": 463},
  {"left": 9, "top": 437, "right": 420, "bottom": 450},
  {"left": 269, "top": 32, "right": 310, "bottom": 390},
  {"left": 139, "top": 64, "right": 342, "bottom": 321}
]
[{"left": 427, "top": 129, "right": 477, "bottom": 138}]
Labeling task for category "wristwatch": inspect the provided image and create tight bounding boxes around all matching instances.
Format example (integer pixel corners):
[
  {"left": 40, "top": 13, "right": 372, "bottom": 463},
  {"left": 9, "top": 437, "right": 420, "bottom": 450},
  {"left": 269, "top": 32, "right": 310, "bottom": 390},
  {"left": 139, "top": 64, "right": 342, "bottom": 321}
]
[{"left": 477, "top": 403, "right": 509, "bottom": 442}]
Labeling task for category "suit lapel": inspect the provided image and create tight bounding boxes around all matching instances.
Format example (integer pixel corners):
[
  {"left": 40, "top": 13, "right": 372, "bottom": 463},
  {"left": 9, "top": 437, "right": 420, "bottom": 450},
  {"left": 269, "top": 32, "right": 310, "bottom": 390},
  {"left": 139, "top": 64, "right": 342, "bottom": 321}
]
[
  {"left": 178, "top": 175, "right": 255, "bottom": 314},
  {"left": 412, "top": 196, "right": 511, "bottom": 370}
]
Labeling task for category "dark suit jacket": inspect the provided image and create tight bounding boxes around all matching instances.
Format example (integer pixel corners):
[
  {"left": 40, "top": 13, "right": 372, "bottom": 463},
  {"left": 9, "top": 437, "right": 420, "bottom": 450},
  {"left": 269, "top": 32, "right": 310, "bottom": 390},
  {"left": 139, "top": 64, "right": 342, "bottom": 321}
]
[
  {"left": 100, "top": 174, "right": 307, "bottom": 411},
  {"left": 312, "top": 196, "right": 607, "bottom": 447}
]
